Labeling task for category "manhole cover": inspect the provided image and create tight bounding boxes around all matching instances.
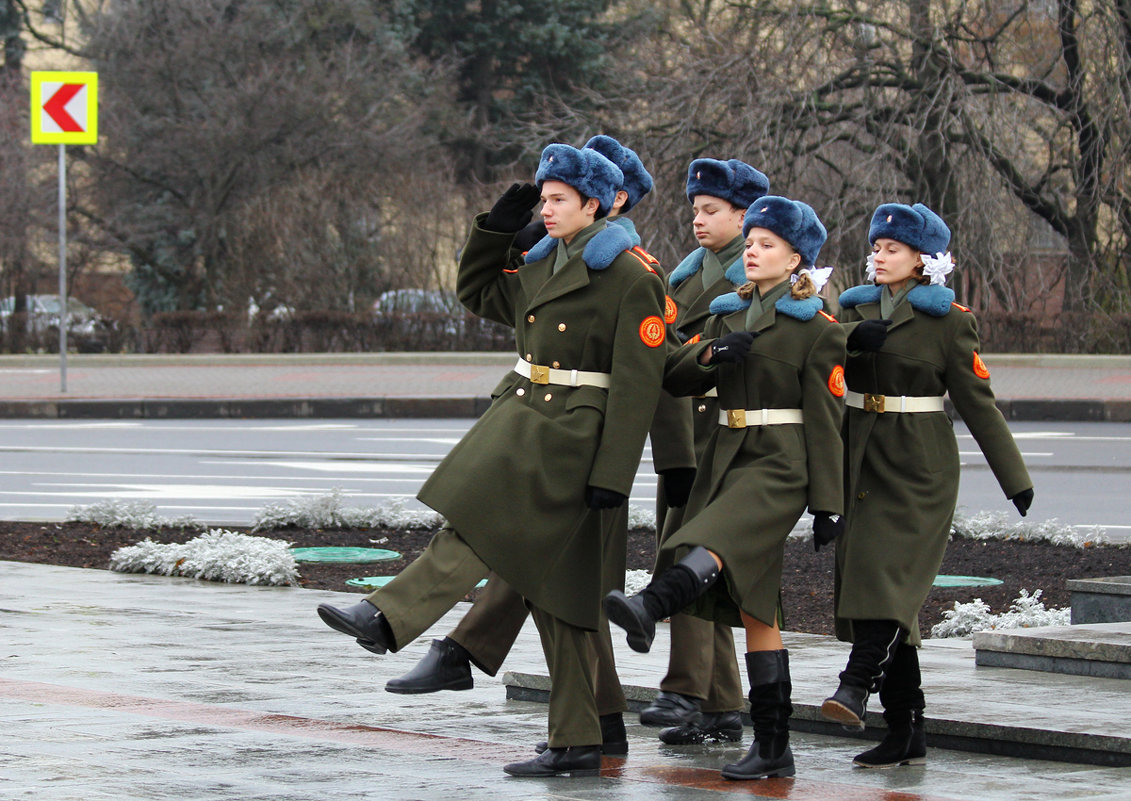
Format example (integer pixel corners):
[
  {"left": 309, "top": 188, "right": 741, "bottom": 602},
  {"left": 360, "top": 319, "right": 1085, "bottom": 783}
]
[
  {"left": 346, "top": 576, "right": 488, "bottom": 590},
  {"left": 290, "top": 547, "right": 401, "bottom": 564},
  {"left": 933, "top": 575, "right": 1003, "bottom": 588}
]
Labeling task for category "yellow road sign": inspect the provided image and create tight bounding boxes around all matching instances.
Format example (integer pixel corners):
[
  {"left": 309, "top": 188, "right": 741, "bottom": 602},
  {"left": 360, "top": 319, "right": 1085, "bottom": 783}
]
[{"left": 31, "top": 71, "right": 98, "bottom": 145}]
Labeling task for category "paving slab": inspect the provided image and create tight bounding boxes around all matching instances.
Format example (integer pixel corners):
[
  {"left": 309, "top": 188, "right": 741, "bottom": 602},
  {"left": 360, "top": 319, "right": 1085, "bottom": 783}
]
[
  {"left": 974, "top": 622, "right": 1131, "bottom": 680},
  {"left": 3, "top": 560, "right": 1131, "bottom": 800}
]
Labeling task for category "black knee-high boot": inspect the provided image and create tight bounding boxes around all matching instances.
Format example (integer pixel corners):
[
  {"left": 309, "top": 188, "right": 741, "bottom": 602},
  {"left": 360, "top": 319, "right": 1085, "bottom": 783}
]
[
  {"left": 603, "top": 547, "right": 719, "bottom": 653},
  {"left": 854, "top": 643, "right": 926, "bottom": 767},
  {"left": 821, "top": 619, "right": 904, "bottom": 729},
  {"left": 721, "top": 650, "right": 794, "bottom": 780}
]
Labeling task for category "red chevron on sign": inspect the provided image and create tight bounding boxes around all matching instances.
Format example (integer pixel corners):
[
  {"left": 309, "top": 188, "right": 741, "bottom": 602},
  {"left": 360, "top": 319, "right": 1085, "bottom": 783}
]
[{"left": 43, "top": 83, "right": 84, "bottom": 132}]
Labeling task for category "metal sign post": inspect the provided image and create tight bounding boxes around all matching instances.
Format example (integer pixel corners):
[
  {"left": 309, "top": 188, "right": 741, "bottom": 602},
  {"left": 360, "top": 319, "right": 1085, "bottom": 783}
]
[{"left": 30, "top": 71, "right": 98, "bottom": 393}]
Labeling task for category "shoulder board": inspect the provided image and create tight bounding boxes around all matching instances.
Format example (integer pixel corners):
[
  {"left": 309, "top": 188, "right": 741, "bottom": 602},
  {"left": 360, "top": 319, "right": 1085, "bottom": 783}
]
[
  {"left": 626, "top": 249, "right": 659, "bottom": 274},
  {"left": 632, "top": 245, "right": 661, "bottom": 266},
  {"left": 503, "top": 267, "right": 519, "bottom": 274},
  {"left": 818, "top": 310, "right": 838, "bottom": 323},
  {"left": 952, "top": 302, "right": 971, "bottom": 312}
]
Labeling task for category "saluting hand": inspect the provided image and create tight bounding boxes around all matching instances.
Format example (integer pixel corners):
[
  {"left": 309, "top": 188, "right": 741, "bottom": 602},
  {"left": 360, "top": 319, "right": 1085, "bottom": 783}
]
[
  {"left": 1009, "top": 487, "right": 1034, "bottom": 517},
  {"left": 708, "top": 331, "right": 757, "bottom": 365},
  {"left": 847, "top": 319, "right": 892, "bottom": 352},
  {"left": 812, "top": 512, "right": 844, "bottom": 552},
  {"left": 484, "top": 183, "right": 541, "bottom": 233}
]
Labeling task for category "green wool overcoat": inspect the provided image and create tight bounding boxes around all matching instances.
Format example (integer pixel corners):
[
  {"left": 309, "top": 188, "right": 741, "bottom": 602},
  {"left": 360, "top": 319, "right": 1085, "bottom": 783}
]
[
  {"left": 834, "top": 283, "right": 1033, "bottom": 645},
  {"left": 416, "top": 214, "right": 667, "bottom": 630},
  {"left": 658, "top": 283, "right": 846, "bottom": 627}
]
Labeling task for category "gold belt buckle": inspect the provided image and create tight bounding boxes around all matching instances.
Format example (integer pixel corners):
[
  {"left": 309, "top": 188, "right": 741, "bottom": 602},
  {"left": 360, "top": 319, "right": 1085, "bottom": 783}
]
[
  {"left": 863, "top": 393, "right": 886, "bottom": 413},
  {"left": 529, "top": 364, "right": 550, "bottom": 384},
  {"left": 727, "top": 409, "right": 747, "bottom": 428}
]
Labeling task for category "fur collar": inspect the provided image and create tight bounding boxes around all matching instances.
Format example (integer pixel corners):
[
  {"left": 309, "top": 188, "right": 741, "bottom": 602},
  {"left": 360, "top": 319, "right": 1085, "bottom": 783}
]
[
  {"left": 838, "top": 283, "right": 956, "bottom": 317},
  {"left": 669, "top": 247, "right": 744, "bottom": 288},
  {"left": 709, "top": 290, "right": 824, "bottom": 321},
  {"left": 522, "top": 224, "right": 633, "bottom": 271},
  {"left": 608, "top": 216, "right": 641, "bottom": 247}
]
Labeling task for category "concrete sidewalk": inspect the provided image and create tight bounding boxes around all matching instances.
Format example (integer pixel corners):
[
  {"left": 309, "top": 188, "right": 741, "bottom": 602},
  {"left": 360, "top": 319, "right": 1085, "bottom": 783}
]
[
  {"left": 1, "top": 352, "right": 1130, "bottom": 420},
  {"left": 2, "top": 560, "right": 1128, "bottom": 801}
]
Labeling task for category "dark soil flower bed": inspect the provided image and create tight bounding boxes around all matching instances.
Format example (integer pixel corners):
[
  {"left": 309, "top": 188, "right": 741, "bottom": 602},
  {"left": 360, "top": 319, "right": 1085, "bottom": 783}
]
[{"left": 2, "top": 521, "right": 1128, "bottom": 636}]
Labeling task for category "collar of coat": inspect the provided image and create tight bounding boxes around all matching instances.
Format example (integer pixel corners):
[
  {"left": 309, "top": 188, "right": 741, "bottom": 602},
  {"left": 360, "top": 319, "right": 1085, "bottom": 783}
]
[
  {"left": 608, "top": 216, "right": 641, "bottom": 247},
  {"left": 523, "top": 223, "right": 634, "bottom": 270},
  {"left": 668, "top": 247, "right": 744, "bottom": 289},
  {"left": 838, "top": 283, "right": 956, "bottom": 317},
  {"left": 708, "top": 288, "right": 825, "bottom": 321}
]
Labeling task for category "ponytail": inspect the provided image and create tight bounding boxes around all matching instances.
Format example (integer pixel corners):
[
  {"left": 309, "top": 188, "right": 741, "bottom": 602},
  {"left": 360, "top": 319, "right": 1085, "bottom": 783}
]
[{"left": 789, "top": 269, "right": 817, "bottom": 299}]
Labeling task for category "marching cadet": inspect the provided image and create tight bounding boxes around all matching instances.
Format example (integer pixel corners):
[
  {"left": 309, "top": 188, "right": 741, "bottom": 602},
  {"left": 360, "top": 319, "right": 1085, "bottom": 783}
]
[
  {"left": 316, "top": 143, "right": 669, "bottom": 778},
  {"left": 606, "top": 196, "right": 847, "bottom": 780},
  {"left": 639, "top": 158, "right": 769, "bottom": 747},
  {"left": 383, "top": 134, "right": 674, "bottom": 760},
  {"left": 821, "top": 202, "right": 1034, "bottom": 768}
]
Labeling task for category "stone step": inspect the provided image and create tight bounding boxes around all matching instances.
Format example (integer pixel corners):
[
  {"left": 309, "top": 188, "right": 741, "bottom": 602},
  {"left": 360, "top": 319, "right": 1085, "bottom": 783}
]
[
  {"left": 1070, "top": 575, "right": 1131, "bottom": 624},
  {"left": 973, "top": 621, "right": 1131, "bottom": 680}
]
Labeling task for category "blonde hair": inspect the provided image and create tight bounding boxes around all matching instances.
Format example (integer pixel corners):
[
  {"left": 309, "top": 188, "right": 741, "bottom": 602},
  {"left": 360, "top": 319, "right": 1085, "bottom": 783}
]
[{"left": 735, "top": 265, "right": 817, "bottom": 301}]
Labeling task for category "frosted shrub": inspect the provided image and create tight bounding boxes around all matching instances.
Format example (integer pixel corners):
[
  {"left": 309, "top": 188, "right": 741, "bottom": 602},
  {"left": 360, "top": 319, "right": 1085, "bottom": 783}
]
[
  {"left": 109, "top": 529, "right": 300, "bottom": 586},
  {"left": 624, "top": 569, "right": 652, "bottom": 595},
  {"left": 67, "top": 500, "right": 201, "bottom": 530},
  {"left": 252, "top": 490, "right": 442, "bottom": 532},
  {"left": 930, "top": 589, "right": 1070, "bottom": 638},
  {"left": 627, "top": 504, "right": 656, "bottom": 532},
  {"left": 951, "top": 510, "right": 1108, "bottom": 548}
]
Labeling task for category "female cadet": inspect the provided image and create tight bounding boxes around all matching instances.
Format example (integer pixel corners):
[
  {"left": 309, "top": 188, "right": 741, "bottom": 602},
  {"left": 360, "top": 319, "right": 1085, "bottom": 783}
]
[
  {"left": 640, "top": 157, "right": 770, "bottom": 747},
  {"left": 821, "top": 203, "right": 1034, "bottom": 768},
  {"left": 605, "top": 196, "right": 847, "bottom": 780},
  {"left": 316, "top": 143, "right": 669, "bottom": 778}
]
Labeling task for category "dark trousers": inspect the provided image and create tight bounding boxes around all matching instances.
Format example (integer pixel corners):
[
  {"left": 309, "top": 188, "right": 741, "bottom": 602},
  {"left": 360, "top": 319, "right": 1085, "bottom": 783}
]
[{"left": 658, "top": 612, "right": 744, "bottom": 713}]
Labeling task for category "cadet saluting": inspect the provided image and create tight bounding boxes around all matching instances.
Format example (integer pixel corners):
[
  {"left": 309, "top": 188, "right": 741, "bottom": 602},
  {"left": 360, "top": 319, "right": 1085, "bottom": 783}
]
[
  {"left": 606, "top": 197, "right": 846, "bottom": 780},
  {"left": 820, "top": 203, "right": 1034, "bottom": 768},
  {"left": 316, "top": 143, "right": 668, "bottom": 777}
]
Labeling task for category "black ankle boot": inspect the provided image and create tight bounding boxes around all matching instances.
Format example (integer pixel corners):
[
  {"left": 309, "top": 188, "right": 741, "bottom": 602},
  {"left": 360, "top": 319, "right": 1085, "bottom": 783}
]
[
  {"left": 316, "top": 599, "right": 394, "bottom": 653},
  {"left": 821, "top": 620, "right": 904, "bottom": 729},
  {"left": 534, "top": 712, "right": 628, "bottom": 756},
  {"left": 384, "top": 637, "right": 473, "bottom": 694},
  {"left": 659, "top": 710, "right": 743, "bottom": 744},
  {"left": 721, "top": 650, "right": 795, "bottom": 780},
  {"left": 603, "top": 547, "right": 719, "bottom": 653},
  {"left": 503, "top": 745, "right": 601, "bottom": 777},
  {"left": 854, "top": 709, "right": 926, "bottom": 767}
]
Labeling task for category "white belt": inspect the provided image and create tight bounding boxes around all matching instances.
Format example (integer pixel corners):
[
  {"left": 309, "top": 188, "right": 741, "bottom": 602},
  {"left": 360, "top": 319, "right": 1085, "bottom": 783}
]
[
  {"left": 513, "top": 358, "right": 611, "bottom": 389},
  {"left": 844, "top": 390, "right": 944, "bottom": 414},
  {"left": 718, "top": 408, "right": 803, "bottom": 428},
  {"left": 698, "top": 388, "right": 718, "bottom": 398}
]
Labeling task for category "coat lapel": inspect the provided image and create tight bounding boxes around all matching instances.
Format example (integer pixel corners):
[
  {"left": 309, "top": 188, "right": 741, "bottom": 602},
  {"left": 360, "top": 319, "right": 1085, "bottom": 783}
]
[
  {"left": 885, "top": 298, "right": 916, "bottom": 332},
  {"left": 680, "top": 275, "right": 732, "bottom": 334},
  {"left": 526, "top": 252, "right": 591, "bottom": 312}
]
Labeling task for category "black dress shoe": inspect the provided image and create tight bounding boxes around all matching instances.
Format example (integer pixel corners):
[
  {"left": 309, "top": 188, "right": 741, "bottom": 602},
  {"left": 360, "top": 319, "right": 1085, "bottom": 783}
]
[
  {"left": 385, "top": 638, "right": 473, "bottom": 694},
  {"left": 659, "top": 710, "right": 744, "bottom": 744},
  {"left": 503, "top": 745, "right": 601, "bottom": 777},
  {"left": 534, "top": 713, "right": 628, "bottom": 755},
  {"left": 639, "top": 691, "right": 701, "bottom": 727},
  {"left": 316, "top": 600, "right": 392, "bottom": 653}
]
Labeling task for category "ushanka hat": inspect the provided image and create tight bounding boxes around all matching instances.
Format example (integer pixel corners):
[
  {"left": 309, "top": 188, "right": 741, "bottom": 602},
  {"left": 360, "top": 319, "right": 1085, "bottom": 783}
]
[
  {"left": 868, "top": 202, "right": 950, "bottom": 255},
  {"left": 584, "top": 135, "right": 653, "bottom": 213},
  {"left": 536, "top": 143, "right": 623, "bottom": 215},
  {"left": 685, "top": 158, "right": 769, "bottom": 209},
  {"left": 743, "top": 196, "right": 827, "bottom": 268}
]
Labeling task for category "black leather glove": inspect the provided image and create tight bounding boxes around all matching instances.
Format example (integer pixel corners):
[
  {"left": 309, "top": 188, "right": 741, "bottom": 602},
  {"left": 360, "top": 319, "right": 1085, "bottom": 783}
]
[
  {"left": 586, "top": 486, "right": 627, "bottom": 509},
  {"left": 708, "top": 331, "right": 757, "bottom": 365},
  {"left": 1009, "top": 487, "right": 1034, "bottom": 517},
  {"left": 812, "top": 511, "right": 845, "bottom": 552},
  {"left": 847, "top": 319, "right": 892, "bottom": 352},
  {"left": 660, "top": 467, "right": 696, "bottom": 509},
  {"left": 513, "top": 220, "right": 548, "bottom": 252},
  {"left": 484, "top": 183, "right": 540, "bottom": 233}
]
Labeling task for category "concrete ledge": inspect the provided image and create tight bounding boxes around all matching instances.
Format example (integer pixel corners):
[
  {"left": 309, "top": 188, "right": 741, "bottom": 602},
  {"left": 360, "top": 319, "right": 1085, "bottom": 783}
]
[
  {"left": 1070, "top": 576, "right": 1131, "bottom": 624},
  {"left": 502, "top": 669, "right": 1131, "bottom": 767},
  {"left": 973, "top": 622, "right": 1131, "bottom": 680}
]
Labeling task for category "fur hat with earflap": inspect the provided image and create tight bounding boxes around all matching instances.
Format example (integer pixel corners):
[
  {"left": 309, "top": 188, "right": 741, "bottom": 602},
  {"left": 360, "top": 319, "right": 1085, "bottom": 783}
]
[
  {"left": 868, "top": 203, "right": 950, "bottom": 255},
  {"left": 743, "top": 196, "right": 827, "bottom": 268},
  {"left": 685, "top": 158, "right": 769, "bottom": 209},
  {"left": 584, "top": 135, "right": 653, "bottom": 213},
  {"left": 536, "top": 143, "right": 624, "bottom": 216}
]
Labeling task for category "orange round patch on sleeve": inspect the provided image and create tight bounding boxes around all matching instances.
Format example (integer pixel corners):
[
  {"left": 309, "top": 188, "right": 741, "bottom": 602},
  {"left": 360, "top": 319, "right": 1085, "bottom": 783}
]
[
  {"left": 973, "top": 352, "right": 990, "bottom": 379},
  {"left": 639, "top": 316, "right": 666, "bottom": 348},
  {"left": 828, "top": 365, "right": 846, "bottom": 397},
  {"left": 664, "top": 295, "right": 678, "bottom": 324}
]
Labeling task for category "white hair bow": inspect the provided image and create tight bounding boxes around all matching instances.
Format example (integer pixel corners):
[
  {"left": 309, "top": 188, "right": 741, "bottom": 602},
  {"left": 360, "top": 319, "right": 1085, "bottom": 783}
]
[
  {"left": 792, "top": 265, "right": 834, "bottom": 292},
  {"left": 921, "top": 251, "right": 954, "bottom": 286},
  {"left": 865, "top": 252, "right": 877, "bottom": 283}
]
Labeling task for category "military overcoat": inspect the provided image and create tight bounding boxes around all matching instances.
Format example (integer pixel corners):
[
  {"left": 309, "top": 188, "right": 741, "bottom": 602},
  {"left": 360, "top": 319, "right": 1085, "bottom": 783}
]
[
  {"left": 417, "top": 214, "right": 667, "bottom": 630},
  {"left": 658, "top": 282, "right": 846, "bottom": 627},
  {"left": 833, "top": 283, "right": 1032, "bottom": 645}
]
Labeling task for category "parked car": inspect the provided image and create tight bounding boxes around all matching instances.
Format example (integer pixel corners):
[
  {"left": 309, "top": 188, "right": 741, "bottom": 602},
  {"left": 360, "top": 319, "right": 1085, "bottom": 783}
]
[{"left": 0, "top": 294, "right": 118, "bottom": 353}]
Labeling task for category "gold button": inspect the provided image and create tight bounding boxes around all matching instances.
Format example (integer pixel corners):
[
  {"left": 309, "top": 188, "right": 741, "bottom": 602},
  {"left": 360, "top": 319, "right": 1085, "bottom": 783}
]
[
  {"left": 857, "top": 492, "right": 867, "bottom": 500},
  {"left": 552, "top": 361, "right": 561, "bottom": 368},
  {"left": 697, "top": 404, "right": 707, "bottom": 413},
  {"left": 544, "top": 393, "right": 553, "bottom": 402},
  {"left": 558, "top": 323, "right": 567, "bottom": 332},
  {"left": 516, "top": 388, "right": 525, "bottom": 397},
  {"left": 525, "top": 353, "right": 532, "bottom": 361},
  {"left": 527, "top": 314, "right": 536, "bottom": 323}
]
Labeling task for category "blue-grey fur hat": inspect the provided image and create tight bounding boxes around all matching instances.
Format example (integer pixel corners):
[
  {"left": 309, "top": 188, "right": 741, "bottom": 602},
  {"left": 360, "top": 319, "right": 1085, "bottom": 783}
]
[
  {"left": 685, "top": 158, "right": 769, "bottom": 208},
  {"left": 536, "top": 143, "right": 624, "bottom": 215},
  {"left": 584, "top": 135, "right": 652, "bottom": 213},
  {"left": 868, "top": 203, "right": 951, "bottom": 255},
  {"left": 743, "top": 196, "right": 827, "bottom": 267}
]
